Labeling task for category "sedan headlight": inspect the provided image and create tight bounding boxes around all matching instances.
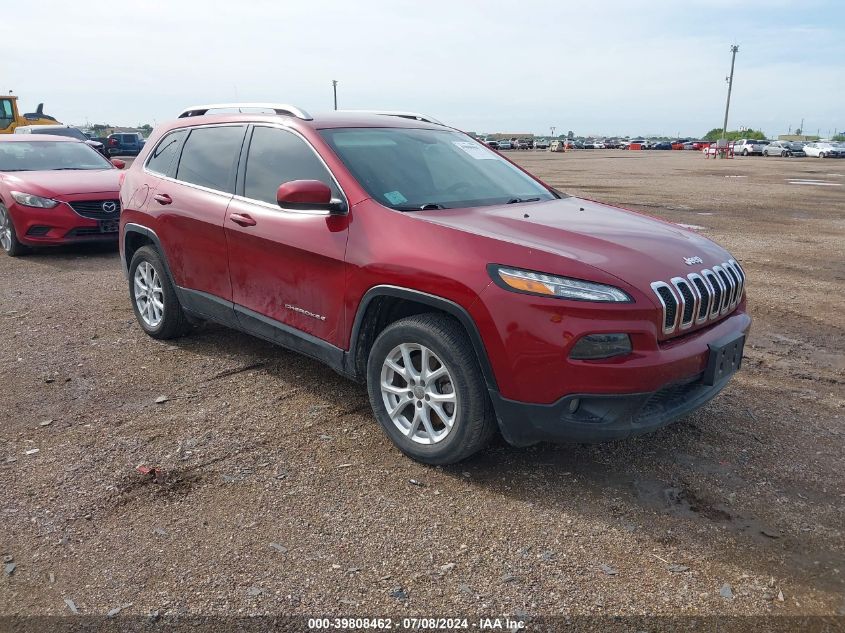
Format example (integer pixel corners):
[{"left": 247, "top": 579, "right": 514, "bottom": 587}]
[
  {"left": 11, "top": 191, "right": 60, "bottom": 209},
  {"left": 491, "top": 265, "right": 631, "bottom": 302}
]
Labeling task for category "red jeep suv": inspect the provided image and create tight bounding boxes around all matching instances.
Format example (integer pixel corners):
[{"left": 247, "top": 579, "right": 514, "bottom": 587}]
[{"left": 119, "top": 103, "right": 750, "bottom": 464}]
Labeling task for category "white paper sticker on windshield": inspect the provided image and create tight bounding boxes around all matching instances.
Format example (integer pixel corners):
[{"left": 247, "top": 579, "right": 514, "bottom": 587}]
[{"left": 452, "top": 141, "right": 497, "bottom": 160}]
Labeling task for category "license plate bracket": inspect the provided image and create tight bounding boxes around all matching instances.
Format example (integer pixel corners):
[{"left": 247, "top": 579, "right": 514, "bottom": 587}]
[
  {"left": 703, "top": 332, "right": 745, "bottom": 386},
  {"left": 98, "top": 219, "right": 119, "bottom": 233}
]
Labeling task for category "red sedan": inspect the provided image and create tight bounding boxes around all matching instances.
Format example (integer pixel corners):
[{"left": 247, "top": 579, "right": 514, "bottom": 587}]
[{"left": 0, "top": 135, "right": 124, "bottom": 257}]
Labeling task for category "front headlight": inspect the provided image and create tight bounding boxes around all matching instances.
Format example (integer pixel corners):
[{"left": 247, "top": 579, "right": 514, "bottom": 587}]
[
  {"left": 491, "top": 265, "right": 631, "bottom": 302},
  {"left": 11, "top": 191, "right": 60, "bottom": 209}
]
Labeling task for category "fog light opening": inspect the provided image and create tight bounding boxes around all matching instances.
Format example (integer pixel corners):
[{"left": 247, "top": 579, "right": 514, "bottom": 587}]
[
  {"left": 568, "top": 398, "right": 581, "bottom": 414},
  {"left": 569, "top": 333, "right": 632, "bottom": 360}
]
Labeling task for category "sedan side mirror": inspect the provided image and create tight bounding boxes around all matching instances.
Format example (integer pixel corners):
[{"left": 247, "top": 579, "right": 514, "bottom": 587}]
[
  {"left": 111, "top": 158, "right": 126, "bottom": 170},
  {"left": 276, "top": 180, "right": 346, "bottom": 214}
]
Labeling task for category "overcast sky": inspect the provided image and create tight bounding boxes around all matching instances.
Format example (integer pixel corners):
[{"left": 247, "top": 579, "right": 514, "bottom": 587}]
[{"left": 2, "top": 0, "right": 842, "bottom": 137}]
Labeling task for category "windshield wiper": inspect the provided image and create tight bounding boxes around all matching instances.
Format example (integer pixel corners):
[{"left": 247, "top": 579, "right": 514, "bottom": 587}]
[{"left": 506, "top": 197, "right": 542, "bottom": 204}]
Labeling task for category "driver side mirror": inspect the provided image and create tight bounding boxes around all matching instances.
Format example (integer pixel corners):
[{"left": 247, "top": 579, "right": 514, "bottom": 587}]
[
  {"left": 111, "top": 158, "right": 126, "bottom": 170},
  {"left": 276, "top": 180, "right": 346, "bottom": 215}
]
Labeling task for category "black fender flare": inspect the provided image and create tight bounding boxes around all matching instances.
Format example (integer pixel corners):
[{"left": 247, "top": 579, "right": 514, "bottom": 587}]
[
  {"left": 347, "top": 285, "right": 499, "bottom": 391},
  {"left": 122, "top": 223, "right": 174, "bottom": 281}
]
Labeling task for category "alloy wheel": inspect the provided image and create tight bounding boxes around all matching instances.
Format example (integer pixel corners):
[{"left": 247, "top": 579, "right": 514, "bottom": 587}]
[
  {"left": 133, "top": 261, "right": 165, "bottom": 328},
  {"left": 0, "top": 207, "right": 12, "bottom": 252},
  {"left": 380, "top": 343, "right": 458, "bottom": 445}
]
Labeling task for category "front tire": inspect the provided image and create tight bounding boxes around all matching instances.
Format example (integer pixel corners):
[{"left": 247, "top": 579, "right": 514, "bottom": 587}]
[
  {"left": 128, "top": 245, "right": 190, "bottom": 339},
  {"left": 0, "top": 203, "right": 29, "bottom": 257},
  {"left": 366, "top": 313, "right": 496, "bottom": 465}
]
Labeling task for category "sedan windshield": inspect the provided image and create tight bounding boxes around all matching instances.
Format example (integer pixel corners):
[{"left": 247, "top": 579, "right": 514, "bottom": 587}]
[
  {"left": 320, "top": 128, "right": 556, "bottom": 210},
  {"left": 0, "top": 141, "right": 112, "bottom": 172}
]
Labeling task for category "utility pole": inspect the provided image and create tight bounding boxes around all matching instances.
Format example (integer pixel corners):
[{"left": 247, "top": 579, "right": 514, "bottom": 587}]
[
  {"left": 332, "top": 80, "right": 338, "bottom": 111},
  {"left": 721, "top": 45, "right": 739, "bottom": 143},
  {"left": 550, "top": 126, "right": 556, "bottom": 139}
]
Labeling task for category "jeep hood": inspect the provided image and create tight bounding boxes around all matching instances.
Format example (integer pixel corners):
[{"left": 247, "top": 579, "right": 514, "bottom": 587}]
[{"left": 415, "top": 196, "right": 733, "bottom": 287}]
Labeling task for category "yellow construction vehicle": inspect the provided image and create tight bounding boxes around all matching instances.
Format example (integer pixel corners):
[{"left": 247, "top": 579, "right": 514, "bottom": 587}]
[{"left": 0, "top": 94, "right": 60, "bottom": 134}]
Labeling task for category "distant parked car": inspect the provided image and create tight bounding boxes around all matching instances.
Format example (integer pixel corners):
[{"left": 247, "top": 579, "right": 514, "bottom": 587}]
[
  {"left": 516, "top": 139, "right": 534, "bottom": 150},
  {"left": 803, "top": 142, "right": 845, "bottom": 158},
  {"left": 14, "top": 124, "right": 106, "bottom": 156},
  {"left": 484, "top": 140, "right": 500, "bottom": 150},
  {"left": 497, "top": 140, "right": 512, "bottom": 150},
  {"left": 652, "top": 142, "right": 673, "bottom": 150},
  {"left": 734, "top": 139, "right": 769, "bottom": 156},
  {"left": 764, "top": 141, "right": 804, "bottom": 157},
  {"left": 549, "top": 140, "right": 566, "bottom": 152},
  {"left": 105, "top": 132, "right": 145, "bottom": 156},
  {"left": 534, "top": 139, "right": 549, "bottom": 150}
]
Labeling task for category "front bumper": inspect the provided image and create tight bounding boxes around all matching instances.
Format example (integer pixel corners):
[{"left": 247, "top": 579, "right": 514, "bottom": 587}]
[
  {"left": 9, "top": 201, "right": 119, "bottom": 246},
  {"left": 491, "top": 369, "right": 734, "bottom": 446}
]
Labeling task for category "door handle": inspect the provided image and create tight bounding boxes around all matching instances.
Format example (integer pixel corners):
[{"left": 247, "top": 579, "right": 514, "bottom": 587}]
[
  {"left": 153, "top": 193, "right": 172, "bottom": 205},
  {"left": 230, "top": 213, "right": 257, "bottom": 227}
]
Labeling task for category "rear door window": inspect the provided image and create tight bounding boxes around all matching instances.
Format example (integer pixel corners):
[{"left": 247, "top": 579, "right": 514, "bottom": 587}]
[
  {"left": 145, "top": 129, "right": 187, "bottom": 178},
  {"left": 242, "top": 126, "right": 339, "bottom": 204},
  {"left": 175, "top": 126, "right": 245, "bottom": 192}
]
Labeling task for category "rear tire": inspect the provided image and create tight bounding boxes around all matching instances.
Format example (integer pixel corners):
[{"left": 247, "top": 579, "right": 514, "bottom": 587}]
[
  {"left": 128, "top": 245, "right": 190, "bottom": 339},
  {"left": 0, "top": 203, "right": 29, "bottom": 257},
  {"left": 366, "top": 313, "right": 496, "bottom": 465}
]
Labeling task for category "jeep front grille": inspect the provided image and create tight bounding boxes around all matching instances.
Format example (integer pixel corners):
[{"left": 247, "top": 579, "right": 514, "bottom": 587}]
[{"left": 651, "top": 260, "right": 745, "bottom": 335}]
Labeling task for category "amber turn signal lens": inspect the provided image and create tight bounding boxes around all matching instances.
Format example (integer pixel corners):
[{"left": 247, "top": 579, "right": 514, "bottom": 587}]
[{"left": 498, "top": 271, "right": 555, "bottom": 295}]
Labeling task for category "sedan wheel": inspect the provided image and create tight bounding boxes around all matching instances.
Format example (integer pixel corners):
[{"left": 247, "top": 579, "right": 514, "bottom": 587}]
[
  {"left": 0, "top": 206, "right": 11, "bottom": 252},
  {"left": 0, "top": 204, "right": 28, "bottom": 257}
]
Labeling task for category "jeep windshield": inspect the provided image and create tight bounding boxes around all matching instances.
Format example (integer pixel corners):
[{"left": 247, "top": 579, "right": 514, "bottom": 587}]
[
  {"left": 0, "top": 141, "right": 112, "bottom": 171},
  {"left": 320, "top": 128, "right": 556, "bottom": 210}
]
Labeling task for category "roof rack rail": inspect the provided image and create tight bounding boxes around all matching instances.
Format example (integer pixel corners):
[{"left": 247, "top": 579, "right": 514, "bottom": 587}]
[
  {"left": 178, "top": 103, "right": 313, "bottom": 120},
  {"left": 337, "top": 110, "right": 445, "bottom": 125}
]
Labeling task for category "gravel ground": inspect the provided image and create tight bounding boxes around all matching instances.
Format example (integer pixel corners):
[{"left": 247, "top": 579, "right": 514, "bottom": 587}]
[{"left": 1, "top": 150, "right": 843, "bottom": 624}]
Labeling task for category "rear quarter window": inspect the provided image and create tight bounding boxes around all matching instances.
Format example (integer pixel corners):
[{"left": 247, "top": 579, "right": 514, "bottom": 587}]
[{"left": 145, "top": 129, "right": 187, "bottom": 178}]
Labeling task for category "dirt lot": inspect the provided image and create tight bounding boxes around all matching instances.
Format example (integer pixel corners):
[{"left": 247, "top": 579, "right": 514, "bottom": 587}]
[{"left": 1, "top": 150, "right": 843, "bottom": 625}]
